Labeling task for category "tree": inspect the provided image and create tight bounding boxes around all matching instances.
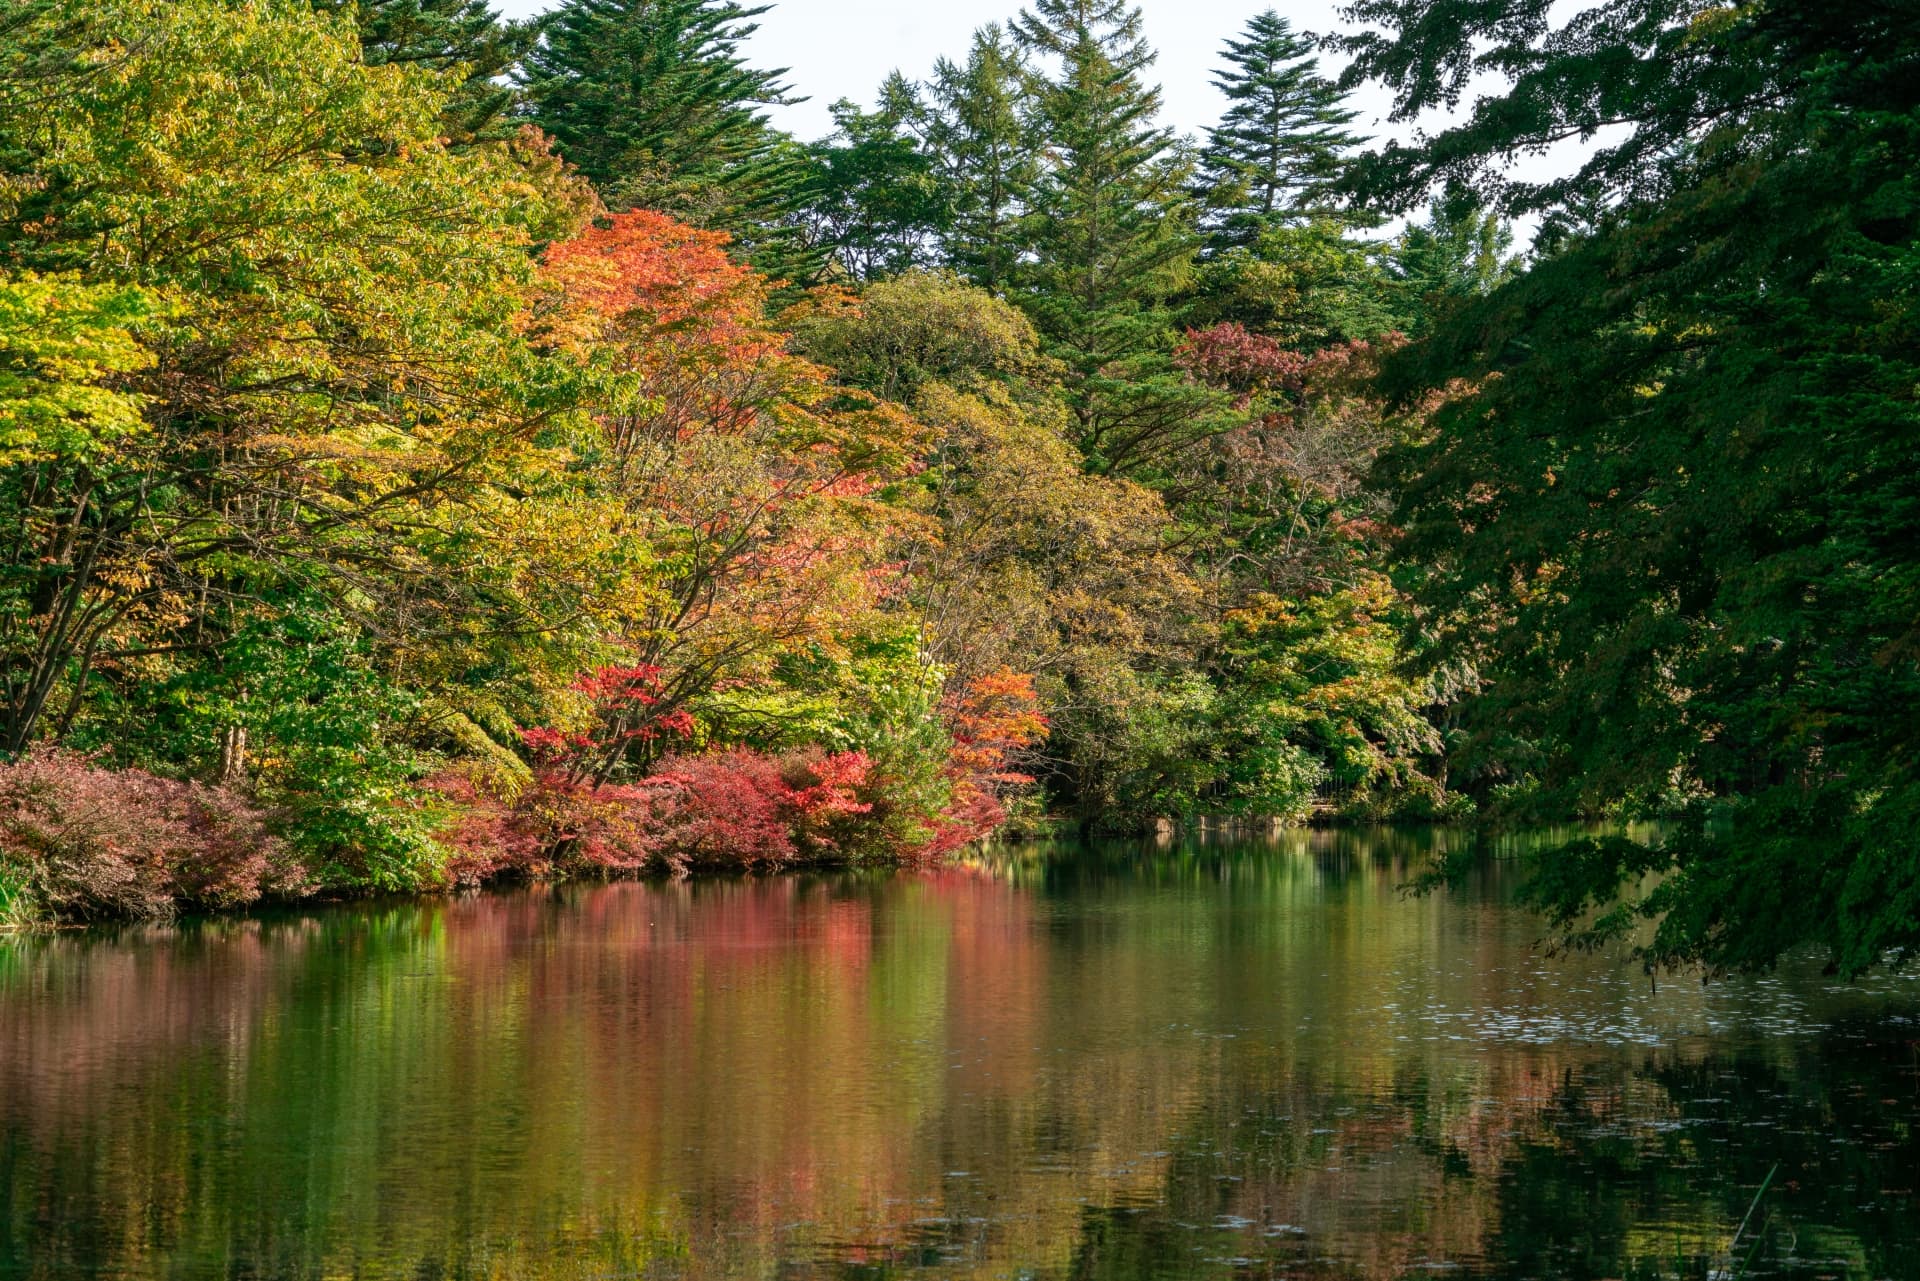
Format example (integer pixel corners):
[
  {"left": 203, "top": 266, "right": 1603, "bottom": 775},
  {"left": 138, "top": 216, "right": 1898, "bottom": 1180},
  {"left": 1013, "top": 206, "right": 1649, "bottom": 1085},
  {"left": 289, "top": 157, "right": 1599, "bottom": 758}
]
[
  {"left": 793, "top": 270, "right": 1211, "bottom": 830},
  {"left": 908, "top": 382, "right": 1204, "bottom": 829},
  {"left": 1169, "top": 325, "right": 1444, "bottom": 818},
  {"left": 518, "top": 0, "right": 811, "bottom": 268},
  {"left": 1347, "top": 0, "right": 1920, "bottom": 973},
  {"left": 1008, "top": 0, "right": 1215, "bottom": 475},
  {"left": 1198, "top": 10, "right": 1362, "bottom": 249},
  {"left": 0, "top": 0, "right": 594, "bottom": 881},
  {"left": 314, "top": 0, "right": 532, "bottom": 138},
  {"left": 795, "top": 90, "right": 950, "bottom": 283},
  {"left": 0, "top": 274, "right": 155, "bottom": 470},
  {"left": 1390, "top": 195, "right": 1517, "bottom": 335},
  {"left": 788, "top": 269, "right": 1045, "bottom": 404},
  {"left": 919, "top": 24, "right": 1038, "bottom": 290},
  {"left": 534, "top": 210, "right": 927, "bottom": 767},
  {"left": 1184, "top": 217, "right": 1404, "bottom": 348}
]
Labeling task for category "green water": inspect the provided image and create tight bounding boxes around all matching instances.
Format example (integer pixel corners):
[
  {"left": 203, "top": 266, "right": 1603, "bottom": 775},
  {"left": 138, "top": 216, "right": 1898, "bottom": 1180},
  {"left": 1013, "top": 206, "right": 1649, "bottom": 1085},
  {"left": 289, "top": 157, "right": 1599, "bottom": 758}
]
[{"left": 1, "top": 830, "right": 1916, "bottom": 1279}]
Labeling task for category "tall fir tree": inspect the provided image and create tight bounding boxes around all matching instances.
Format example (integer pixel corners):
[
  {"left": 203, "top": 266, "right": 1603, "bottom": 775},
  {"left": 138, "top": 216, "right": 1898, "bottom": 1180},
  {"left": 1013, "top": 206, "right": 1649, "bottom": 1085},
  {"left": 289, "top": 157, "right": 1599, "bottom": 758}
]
[
  {"left": 1199, "top": 9, "right": 1362, "bottom": 249},
  {"left": 1008, "top": 0, "right": 1213, "bottom": 474},
  {"left": 315, "top": 0, "right": 531, "bottom": 138},
  {"left": 921, "top": 25, "right": 1037, "bottom": 291},
  {"left": 1390, "top": 195, "right": 1516, "bottom": 334},
  {"left": 518, "top": 0, "right": 816, "bottom": 275},
  {"left": 798, "top": 85, "right": 951, "bottom": 282}
]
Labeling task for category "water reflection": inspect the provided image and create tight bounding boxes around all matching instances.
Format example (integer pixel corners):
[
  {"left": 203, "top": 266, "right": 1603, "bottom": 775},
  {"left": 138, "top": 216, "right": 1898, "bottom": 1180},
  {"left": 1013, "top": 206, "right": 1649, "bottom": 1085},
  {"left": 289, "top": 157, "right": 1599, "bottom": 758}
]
[{"left": 0, "top": 831, "right": 1915, "bottom": 1279}]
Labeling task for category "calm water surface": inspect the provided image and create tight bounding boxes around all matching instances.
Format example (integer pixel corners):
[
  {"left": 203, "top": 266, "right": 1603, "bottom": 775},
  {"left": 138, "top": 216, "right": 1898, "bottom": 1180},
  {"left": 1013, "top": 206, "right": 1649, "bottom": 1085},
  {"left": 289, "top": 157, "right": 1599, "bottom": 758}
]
[{"left": 2, "top": 831, "right": 1917, "bottom": 1280}]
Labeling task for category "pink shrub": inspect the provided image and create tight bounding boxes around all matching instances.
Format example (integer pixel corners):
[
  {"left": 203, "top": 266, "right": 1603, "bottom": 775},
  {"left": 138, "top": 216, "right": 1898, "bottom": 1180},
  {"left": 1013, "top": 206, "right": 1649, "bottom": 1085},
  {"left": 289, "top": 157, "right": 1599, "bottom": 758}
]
[
  {"left": 434, "top": 747, "right": 880, "bottom": 881},
  {"left": 0, "top": 750, "right": 303, "bottom": 921},
  {"left": 433, "top": 768, "right": 658, "bottom": 887}
]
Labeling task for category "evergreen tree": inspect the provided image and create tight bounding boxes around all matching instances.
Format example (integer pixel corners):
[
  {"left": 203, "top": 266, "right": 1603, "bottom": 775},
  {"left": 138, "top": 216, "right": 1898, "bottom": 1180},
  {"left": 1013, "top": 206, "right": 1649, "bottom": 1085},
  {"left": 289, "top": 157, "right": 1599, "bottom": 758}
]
[
  {"left": 1184, "top": 217, "right": 1404, "bottom": 347},
  {"left": 799, "top": 87, "right": 950, "bottom": 282},
  {"left": 1390, "top": 195, "right": 1516, "bottom": 334},
  {"left": 921, "top": 25, "right": 1036, "bottom": 291},
  {"left": 1199, "top": 10, "right": 1362, "bottom": 249},
  {"left": 518, "top": 0, "right": 809, "bottom": 255},
  {"left": 315, "top": 0, "right": 531, "bottom": 137},
  {"left": 1008, "top": 0, "right": 1212, "bottom": 474}
]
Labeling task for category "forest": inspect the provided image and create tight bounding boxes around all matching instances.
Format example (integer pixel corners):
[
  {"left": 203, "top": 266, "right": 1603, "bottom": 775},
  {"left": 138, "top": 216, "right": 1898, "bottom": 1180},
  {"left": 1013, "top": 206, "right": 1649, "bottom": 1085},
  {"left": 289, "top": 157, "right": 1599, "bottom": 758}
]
[{"left": 0, "top": 0, "right": 1914, "bottom": 977}]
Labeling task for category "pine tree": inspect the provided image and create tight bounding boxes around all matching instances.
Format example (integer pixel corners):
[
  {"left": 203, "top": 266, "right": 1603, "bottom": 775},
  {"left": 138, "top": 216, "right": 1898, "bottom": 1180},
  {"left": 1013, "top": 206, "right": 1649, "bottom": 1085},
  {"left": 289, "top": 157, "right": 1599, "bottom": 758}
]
[
  {"left": 1391, "top": 196, "right": 1516, "bottom": 334},
  {"left": 1199, "top": 10, "right": 1361, "bottom": 248},
  {"left": 799, "top": 87, "right": 950, "bottom": 282},
  {"left": 518, "top": 0, "right": 802, "bottom": 234},
  {"left": 1008, "top": 0, "right": 1211, "bottom": 474},
  {"left": 315, "top": 0, "right": 531, "bottom": 138},
  {"left": 921, "top": 25, "right": 1037, "bottom": 291}
]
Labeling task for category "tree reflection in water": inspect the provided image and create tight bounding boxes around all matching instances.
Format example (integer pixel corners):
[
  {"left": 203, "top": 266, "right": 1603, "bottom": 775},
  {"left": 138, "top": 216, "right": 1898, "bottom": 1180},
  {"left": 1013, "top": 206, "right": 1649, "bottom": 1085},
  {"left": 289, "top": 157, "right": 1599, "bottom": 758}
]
[{"left": 1, "top": 833, "right": 1915, "bottom": 1279}]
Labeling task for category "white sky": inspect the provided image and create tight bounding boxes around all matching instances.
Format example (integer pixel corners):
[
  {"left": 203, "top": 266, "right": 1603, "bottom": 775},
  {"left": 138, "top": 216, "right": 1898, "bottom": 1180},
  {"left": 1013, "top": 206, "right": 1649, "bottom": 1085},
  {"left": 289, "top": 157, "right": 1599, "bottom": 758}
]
[{"left": 494, "top": 0, "right": 1403, "bottom": 145}]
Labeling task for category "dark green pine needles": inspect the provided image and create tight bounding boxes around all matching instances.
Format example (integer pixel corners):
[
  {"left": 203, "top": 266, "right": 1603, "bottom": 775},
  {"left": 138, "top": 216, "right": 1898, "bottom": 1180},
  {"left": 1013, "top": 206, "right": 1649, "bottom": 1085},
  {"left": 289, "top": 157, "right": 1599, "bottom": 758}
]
[
  {"left": 518, "top": 0, "right": 815, "bottom": 274},
  {"left": 1198, "top": 9, "right": 1361, "bottom": 248},
  {"left": 1006, "top": 0, "right": 1212, "bottom": 475},
  {"left": 920, "top": 25, "right": 1037, "bottom": 291}
]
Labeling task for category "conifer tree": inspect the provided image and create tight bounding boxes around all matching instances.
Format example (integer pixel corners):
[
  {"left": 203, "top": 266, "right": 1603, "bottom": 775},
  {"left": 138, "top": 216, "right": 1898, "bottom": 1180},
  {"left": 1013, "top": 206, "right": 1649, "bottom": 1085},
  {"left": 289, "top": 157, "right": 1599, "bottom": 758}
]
[
  {"left": 800, "top": 87, "right": 950, "bottom": 282},
  {"left": 518, "top": 0, "right": 808, "bottom": 253},
  {"left": 921, "top": 25, "right": 1036, "bottom": 291},
  {"left": 1199, "top": 9, "right": 1361, "bottom": 248},
  {"left": 1008, "top": 0, "right": 1211, "bottom": 473},
  {"left": 1391, "top": 196, "right": 1516, "bottom": 334},
  {"left": 315, "top": 0, "right": 530, "bottom": 137}
]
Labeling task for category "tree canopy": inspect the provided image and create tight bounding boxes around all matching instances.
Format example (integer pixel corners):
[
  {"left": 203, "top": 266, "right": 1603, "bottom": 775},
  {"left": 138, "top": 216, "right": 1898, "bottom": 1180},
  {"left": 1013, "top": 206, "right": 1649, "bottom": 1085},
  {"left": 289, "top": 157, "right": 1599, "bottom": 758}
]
[
  {"left": 2, "top": 0, "right": 1912, "bottom": 985},
  {"left": 1348, "top": 0, "right": 1920, "bottom": 974}
]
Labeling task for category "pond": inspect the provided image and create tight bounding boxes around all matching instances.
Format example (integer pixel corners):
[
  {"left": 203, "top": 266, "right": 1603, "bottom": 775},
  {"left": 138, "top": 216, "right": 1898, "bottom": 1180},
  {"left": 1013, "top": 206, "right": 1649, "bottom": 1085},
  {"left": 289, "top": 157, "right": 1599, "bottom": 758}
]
[{"left": 2, "top": 830, "right": 1916, "bottom": 1279}]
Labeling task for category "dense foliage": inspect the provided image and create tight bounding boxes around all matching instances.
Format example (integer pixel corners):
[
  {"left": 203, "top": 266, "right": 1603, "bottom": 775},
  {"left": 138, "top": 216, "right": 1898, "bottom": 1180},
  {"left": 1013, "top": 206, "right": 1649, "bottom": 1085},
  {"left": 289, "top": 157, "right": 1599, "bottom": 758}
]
[
  {"left": 1344, "top": 0, "right": 1920, "bottom": 973},
  {"left": 2, "top": 0, "right": 1910, "bottom": 975}
]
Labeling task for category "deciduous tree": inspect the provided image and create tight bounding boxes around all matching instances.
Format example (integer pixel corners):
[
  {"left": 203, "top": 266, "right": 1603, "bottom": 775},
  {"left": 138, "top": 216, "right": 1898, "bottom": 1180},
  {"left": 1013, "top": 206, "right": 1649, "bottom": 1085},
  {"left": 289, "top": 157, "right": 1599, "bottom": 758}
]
[{"left": 1349, "top": 0, "right": 1920, "bottom": 973}]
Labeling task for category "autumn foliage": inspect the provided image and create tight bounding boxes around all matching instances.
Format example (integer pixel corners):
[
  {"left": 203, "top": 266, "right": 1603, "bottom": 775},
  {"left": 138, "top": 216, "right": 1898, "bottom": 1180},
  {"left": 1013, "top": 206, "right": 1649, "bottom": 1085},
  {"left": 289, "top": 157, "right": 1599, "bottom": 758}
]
[
  {"left": 0, "top": 750, "right": 305, "bottom": 920},
  {"left": 926, "top": 670, "right": 1050, "bottom": 856},
  {"left": 436, "top": 746, "right": 877, "bottom": 882},
  {"left": 0, "top": 0, "right": 1462, "bottom": 924}
]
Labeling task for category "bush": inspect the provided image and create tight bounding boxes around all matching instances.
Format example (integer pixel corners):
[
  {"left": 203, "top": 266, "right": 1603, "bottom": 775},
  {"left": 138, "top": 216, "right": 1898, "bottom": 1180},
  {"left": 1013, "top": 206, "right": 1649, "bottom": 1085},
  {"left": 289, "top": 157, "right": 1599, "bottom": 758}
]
[
  {"left": 433, "top": 767, "right": 658, "bottom": 886},
  {"left": 648, "top": 748, "right": 874, "bottom": 872},
  {"left": 432, "top": 747, "right": 878, "bottom": 881},
  {"left": 0, "top": 750, "right": 304, "bottom": 922},
  {"left": 644, "top": 751, "right": 798, "bottom": 871}
]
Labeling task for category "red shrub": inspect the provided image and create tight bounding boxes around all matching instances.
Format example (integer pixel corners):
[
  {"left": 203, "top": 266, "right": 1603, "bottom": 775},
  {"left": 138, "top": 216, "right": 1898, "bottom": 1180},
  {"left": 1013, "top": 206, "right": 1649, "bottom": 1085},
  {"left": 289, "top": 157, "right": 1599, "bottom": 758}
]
[
  {"left": 434, "top": 747, "right": 880, "bottom": 882},
  {"left": 776, "top": 748, "right": 874, "bottom": 850},
  {"left": 644, "top": 750, "right": 797, "bottom": 872},
  {"left": 433, "top": 768, "right": 658, "bottom": 887},
  {"left": 0, "top": 750, "right": 303, "bottom": 921}
]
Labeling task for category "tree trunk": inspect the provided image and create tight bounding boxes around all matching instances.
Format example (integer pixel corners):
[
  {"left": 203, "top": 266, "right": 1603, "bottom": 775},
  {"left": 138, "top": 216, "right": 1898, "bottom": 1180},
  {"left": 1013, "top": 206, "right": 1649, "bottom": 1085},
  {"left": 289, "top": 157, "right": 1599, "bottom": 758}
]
[{"left": 218, "top": 726, "right": 249, "bottom": 785}]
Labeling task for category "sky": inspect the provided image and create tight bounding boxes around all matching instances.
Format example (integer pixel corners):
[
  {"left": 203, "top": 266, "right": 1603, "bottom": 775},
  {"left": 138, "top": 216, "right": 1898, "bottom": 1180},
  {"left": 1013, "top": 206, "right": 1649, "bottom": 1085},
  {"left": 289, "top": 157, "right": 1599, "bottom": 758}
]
[{"left": 492, "top": 0, "right": 1405, "bottom": 145}]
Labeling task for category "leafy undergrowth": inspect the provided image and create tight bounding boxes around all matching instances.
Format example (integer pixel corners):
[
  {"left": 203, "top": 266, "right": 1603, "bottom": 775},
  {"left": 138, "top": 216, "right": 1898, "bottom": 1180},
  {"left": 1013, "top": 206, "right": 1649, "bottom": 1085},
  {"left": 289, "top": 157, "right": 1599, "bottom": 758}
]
[
  {"left": 0, "top": 750, "right": 308, "bottom": 922},
  {"left": 0, "top": 669, "right": 1048, "bottom": 924}
]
